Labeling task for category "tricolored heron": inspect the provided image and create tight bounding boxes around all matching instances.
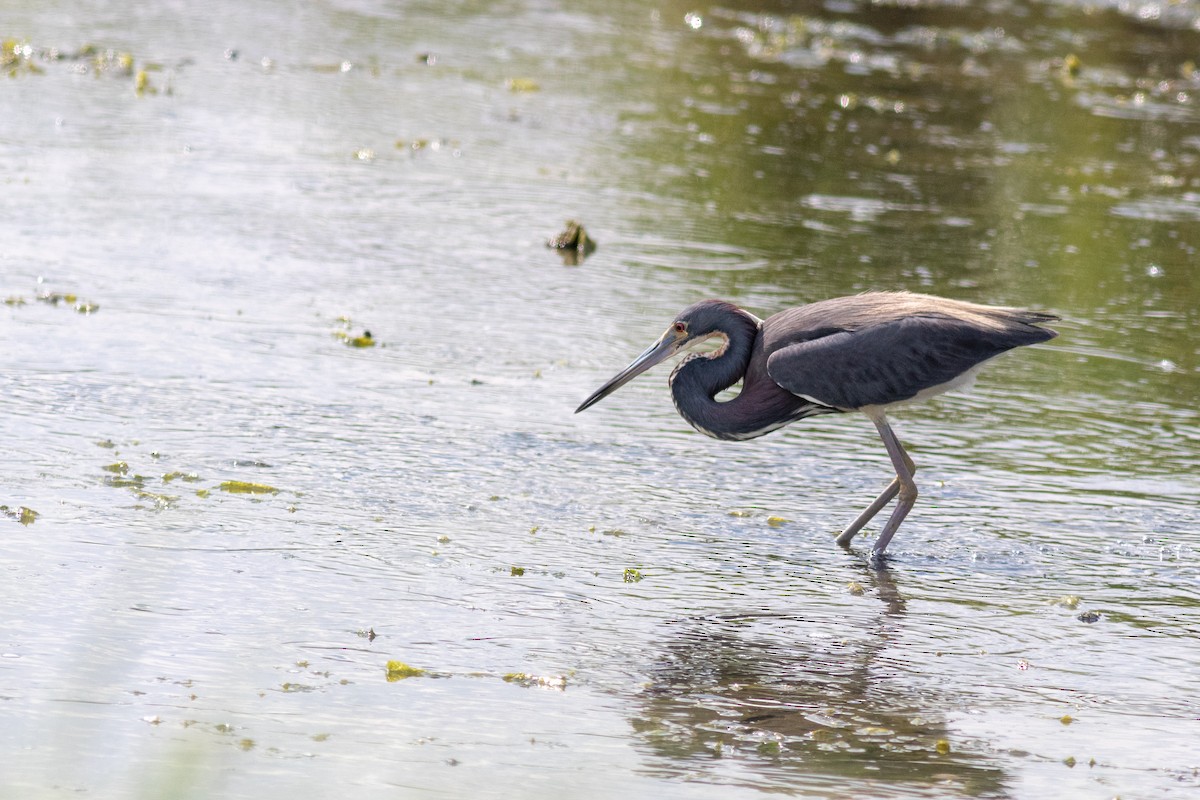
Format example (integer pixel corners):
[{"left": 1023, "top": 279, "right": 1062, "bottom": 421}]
[{"left": 575, "top": 291, "right": 1058, "bottom": 556}]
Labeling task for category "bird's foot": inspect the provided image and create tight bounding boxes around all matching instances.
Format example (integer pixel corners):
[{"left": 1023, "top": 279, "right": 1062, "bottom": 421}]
[{"left": 866, "top": 547, "right": 893, "bottom": 568}]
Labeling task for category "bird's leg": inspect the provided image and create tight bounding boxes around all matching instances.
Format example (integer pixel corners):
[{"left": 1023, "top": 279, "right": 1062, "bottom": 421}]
[
  {"left": 834, "top": 414, "right": 918, "bottom": 550},
  {"left": 835, "top": 478, "right": 899, "bottom": 546},
  {"left": 867, "top": 413, "right": 919, "bottom": 556}
]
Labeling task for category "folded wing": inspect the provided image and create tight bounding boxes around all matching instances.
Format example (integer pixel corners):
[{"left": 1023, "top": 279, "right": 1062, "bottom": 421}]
[{"left": 765, "top": 313, "right": 1055, "bottom": 410}]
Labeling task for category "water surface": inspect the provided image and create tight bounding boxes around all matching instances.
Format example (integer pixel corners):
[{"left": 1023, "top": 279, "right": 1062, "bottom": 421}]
[{"left": 2, "top": 1, "right": 1199, "bottom": 798}]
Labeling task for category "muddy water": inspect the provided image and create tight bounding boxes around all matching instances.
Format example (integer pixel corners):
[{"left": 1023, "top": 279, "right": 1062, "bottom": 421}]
[{"left": 2, "top": 1, "right": 1199, "bottom": 798}]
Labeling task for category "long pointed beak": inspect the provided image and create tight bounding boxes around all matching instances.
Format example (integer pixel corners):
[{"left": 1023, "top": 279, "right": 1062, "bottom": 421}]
[{"left": 575, "top": 331, "right": 683, "bottom": 413}]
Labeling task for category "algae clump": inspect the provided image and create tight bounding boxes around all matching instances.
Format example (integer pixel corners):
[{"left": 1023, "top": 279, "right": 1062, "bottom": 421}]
[
  {"left": 218, "top": 480, "right": 279, "bottom": 495},
  {"left": 385, "top": 661, "right": 426, "bottom": 681}
]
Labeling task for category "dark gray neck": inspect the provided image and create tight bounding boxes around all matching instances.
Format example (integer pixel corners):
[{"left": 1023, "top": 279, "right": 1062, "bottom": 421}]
[
  {"left": 667, "top": 307, "right": 836, "bottom": 441},
  {"left": 669, "top": 309, "right": 761, "bottom": 440}
]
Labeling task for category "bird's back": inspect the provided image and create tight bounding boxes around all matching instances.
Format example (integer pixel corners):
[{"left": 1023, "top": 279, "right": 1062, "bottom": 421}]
[{"left": 762, "top": 292, "right": 1056, "bottom": 351}]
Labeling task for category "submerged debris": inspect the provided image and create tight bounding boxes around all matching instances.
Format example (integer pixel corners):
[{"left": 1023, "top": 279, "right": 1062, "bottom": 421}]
[{"left": 546, "top": 220, "right": 596, "bottom": 265}]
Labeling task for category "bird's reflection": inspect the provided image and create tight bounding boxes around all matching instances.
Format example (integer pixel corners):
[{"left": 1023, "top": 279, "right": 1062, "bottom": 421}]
[{"left": 629, "top": 560, "right": 1011, "bottom": 798}]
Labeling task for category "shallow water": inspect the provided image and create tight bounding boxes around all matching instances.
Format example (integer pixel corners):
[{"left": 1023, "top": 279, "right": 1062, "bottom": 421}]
[{"left": 2, "top": 1, "right": 1199, "bottom": 797}]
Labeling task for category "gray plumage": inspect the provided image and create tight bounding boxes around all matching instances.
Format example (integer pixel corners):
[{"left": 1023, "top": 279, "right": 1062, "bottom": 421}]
[{"left": 762, "top": 292, "right": 1057, "bottom": 411}]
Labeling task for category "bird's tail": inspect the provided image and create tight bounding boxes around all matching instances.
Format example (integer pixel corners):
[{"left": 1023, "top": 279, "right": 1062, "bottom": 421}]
[
  {"left": 1013, "top": 309, "right": 1059, "bottom": 325},
  {"left": 980, "top": 306, "right": 1059, "bottom": 343}
]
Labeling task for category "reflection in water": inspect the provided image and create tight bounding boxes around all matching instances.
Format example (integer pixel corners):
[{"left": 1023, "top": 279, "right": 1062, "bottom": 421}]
[{"left": 631, "top": 564, "right": 1009, "bottom": 797}]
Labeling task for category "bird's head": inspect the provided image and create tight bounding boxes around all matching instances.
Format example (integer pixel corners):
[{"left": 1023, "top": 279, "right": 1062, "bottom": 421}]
[{"left": 575, "top": 300, "right": 748, "bottom": 413}]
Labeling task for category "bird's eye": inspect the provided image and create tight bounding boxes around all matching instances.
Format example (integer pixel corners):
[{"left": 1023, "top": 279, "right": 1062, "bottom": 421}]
[{"left": 673, "top": 322, "right": 687, "bottom": 334}]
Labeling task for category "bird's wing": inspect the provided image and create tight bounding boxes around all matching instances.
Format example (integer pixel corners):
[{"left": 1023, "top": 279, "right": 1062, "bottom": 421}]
[{"left": 765, "top": 314, "right": 1040, "bottom": 410}]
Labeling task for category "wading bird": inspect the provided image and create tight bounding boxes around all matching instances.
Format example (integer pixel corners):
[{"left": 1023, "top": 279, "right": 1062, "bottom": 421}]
[{"left": 575, "top": 292, "right": 1058, "bottom": 557}]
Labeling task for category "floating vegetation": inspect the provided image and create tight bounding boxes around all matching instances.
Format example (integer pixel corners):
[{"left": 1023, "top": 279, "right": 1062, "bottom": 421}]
[
  {"left": 133, "top": 490, "right": 178, "bottom": 508},
  {"left": 0, "top": 39, "right": 176, "bottom": 96},
  {"left": 218, "top": 480, "right": 279, "bottom": 495},
  {"left": 510, "top": 566, "right": 525, "bottom": 577},
  {"left": 1077, "top": 610, "right": 1102, "bottom": 624},
  {"left": 279, "top": 682, "right": 316, "bottom": 693},
  {"left": 1, "top": 505, "right": 39, "bottom": 526},
  {"left": 134, "top": 69, "right": 152, "bottom": 95},
  {"left": 385, "top": 660, "right": 426, "bottom": 681},
  {"left": 546, "top": 220, "right": 596, "bottom": 265},
  {"left": 1061, "top": 53, "right": 1082, "bottom": 79},
  {"left": 846, "top": 581, "right": 865, "bottom": 596},
  {"left": 757, "top": 740, "right": 782, "bottom": 756},
  {"left": 392, "top": 137, "right": 461, "bottom": 159},
  {"left": 90, "top": 48, "right": 136, "bottom": 76},
  {"left": 506, "top": 77, "right": 540, "bottom": 93},
  {"left": 310, "top": 60, "right": 354, "bottom": 74},
  {"left": 37, "top": 291, "right": 77, "bottom": 305},
  {"left": 332, "top": 317, "right": 376, "bottom": 347},
  {"left": 1, "top": 38, "right": 44, "bottom": 77},
  {"left": 104, "top": 474, "right": 146, "bottom": 489},
  {"left": 623, "top": 568, "right": 644, "bottom": 583},
  {"left": 935, "top": 738, "right": 951, "bottom": 755},
  {"left": 1, "top": 290, "right": 102, "bottom": 313},
  {"left": 766, "top": 515, "right": 789, "bottom": 527},
  {"left": 1050, "top": 594, "right": 1081, "bottom": 609},
  {"left": 98, "top": 449, "right": 255, "bottom": 509},
  {"left": 502, "top": 673, "right": 567, "bottom": 690}
]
